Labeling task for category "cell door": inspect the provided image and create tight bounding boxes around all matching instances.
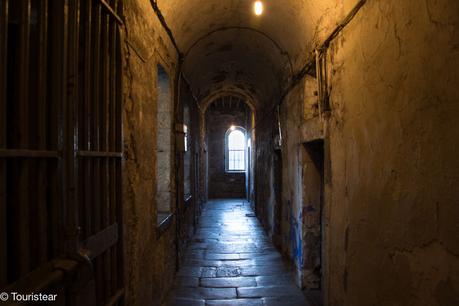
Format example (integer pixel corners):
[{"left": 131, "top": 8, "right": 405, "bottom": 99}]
[
  {"left": 75, "top": 1, "right": 124, "bottom": 304},
  {"left": 0, "top": 1, "right": 125, "bottom": 305},
  {"left": 302, "top": 140, "right": 324, "bottom": 296}
]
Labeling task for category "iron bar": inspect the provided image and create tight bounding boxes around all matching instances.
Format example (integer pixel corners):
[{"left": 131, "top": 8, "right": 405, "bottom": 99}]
[
  {"left": 35, "top": 0, "right": 50, "bottom": 266},
  {"left": 0, "top": 0, "right": 8, "bottom": 286},
  {"left": 15, "top": 0, "right": 32, "bottom": 277},
  {"left": 0, "top": 149, "right": 59, "bottom": 158},
  {"left": 108, "top": 9, "right": 117, "bottom": 294},
  {"left": 82, "top": 0, "right": 93, "bottom": 241},
  {"left": 100, "top": 8, "right": 110, "bottom": 300},
  {"left": 115, "top": 19, "right": 124, "bottom": 294},
  {"left": 99, "top": 0, "right": 123, "bottom": 25},
  {"left": 63, "top": 0, "right": 80, "bottom": 255},
  {"left": 91, "top": 2, "right": 103, "bottom": 302}
]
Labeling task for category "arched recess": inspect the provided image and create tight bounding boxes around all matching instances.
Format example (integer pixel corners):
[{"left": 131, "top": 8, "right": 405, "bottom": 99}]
[
  {"left": 200, "top": 89, "right": 256, "bottom": 114},
  {"left": 183, "top": 26, "right": 293, "bottom": 76},
  {"left": 199, "top": 91, "right": 256, "bottom": 202}
]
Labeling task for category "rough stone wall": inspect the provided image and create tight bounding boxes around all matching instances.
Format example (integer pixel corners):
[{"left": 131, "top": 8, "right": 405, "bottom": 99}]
[
  {"left": 325, "top": 1, "right": 459, "bottom": 305},
  {"left": 121, "top": 1, "right": 179, "bottom": 305},
  {"left": 254, "top": 83, "right": 308, "bottom": 285},
  {"left": 254, "top": 105, "right": 286, "bottom": 246},
  {"left": 280, "top": 84, "right": 308, "bottom": 280},
  {"left": 274, "top": 0, "right": 459, "bottom": 305},
  {"left": 206, "top": 104, "right": 249, "bottom": 199}
]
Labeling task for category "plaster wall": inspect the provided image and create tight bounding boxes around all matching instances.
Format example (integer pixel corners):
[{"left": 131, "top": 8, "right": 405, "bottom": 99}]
[
  {"left": 325, "top": 1, "right": 459, "bottom": 305},
  {"left": 254, "top": 111, "right": 277, "bottom": 236},
  {"left": 274, "top": 0, "right": 459, "bottom": 305},
  {"left": 280, "top": 83, "right": 309, "bottom": 278}
]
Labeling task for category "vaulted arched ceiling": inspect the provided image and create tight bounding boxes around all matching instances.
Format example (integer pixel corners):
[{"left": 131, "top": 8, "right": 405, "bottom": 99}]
[{"left": 155, "top": 0, "right": 344, "bottom": 107}]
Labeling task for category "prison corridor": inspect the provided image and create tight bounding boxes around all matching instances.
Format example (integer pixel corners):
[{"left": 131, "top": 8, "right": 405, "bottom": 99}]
[
  {"left": 1, "top": 1, "right": 457, "bottom": 305},
  {"left": 168, "top": 199, "right": 309, "bottom": 306}
]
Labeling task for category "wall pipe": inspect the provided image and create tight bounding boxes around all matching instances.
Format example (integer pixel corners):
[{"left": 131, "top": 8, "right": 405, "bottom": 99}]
[{"left": 250, "top": 0, "right": 367, "bottom": 133}]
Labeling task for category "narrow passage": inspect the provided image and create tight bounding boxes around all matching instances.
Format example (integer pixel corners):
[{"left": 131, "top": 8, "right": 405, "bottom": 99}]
[{"left": 169, "top": 199, "right": 309, "bottom": 306}]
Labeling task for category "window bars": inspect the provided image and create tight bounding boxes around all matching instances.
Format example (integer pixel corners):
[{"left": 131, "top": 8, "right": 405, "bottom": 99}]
[{"left": 227, "top": 129, "right": 246, "bottom": 172}]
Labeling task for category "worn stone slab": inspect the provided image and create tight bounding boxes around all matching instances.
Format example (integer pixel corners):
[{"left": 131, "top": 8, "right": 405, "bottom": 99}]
[
  {"left": 205, "top": 298, "right": 263, "bottom": 306},
  {"left": 205, "top": 253, "right": 240, "bottom": 260},
  {"left": 200, "top": 277, "right": 257, "bottom": 288},
  {"left": 172, "top": 287, "right": 237, "bottom": 300},
  {"left": 201, "top": 287, "right": 238, "bottom": 300},
  {"left": 239, "top": 252, "right": 281, "bottom": 260},
  {"left": 216, "top": 259, "right": 254, "bottom": 267},
  {"left": 182, "top": 259, "right": 222, "bottom": 267},
  {"left": 263, "top": 296, "right": 311, "bottom": 306},
  {"left": 216, "top": 267, "right": 241, "bottom": 277},
  {"left": 255, "top": 275, "right": 293, "bottom": 286},
  {"left": 237, "top": 286, "right": 303, "bottom": 298},
  {"left": 201, "top": 267, "right": 217, "bottom": 278},
  {"left": 241, "top": 265, "right": 289, "bottom": 276}
]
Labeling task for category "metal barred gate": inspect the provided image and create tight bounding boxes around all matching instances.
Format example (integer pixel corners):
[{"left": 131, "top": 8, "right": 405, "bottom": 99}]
[{"left": 0, "top": 1, "right": 124, "bottom": 305}]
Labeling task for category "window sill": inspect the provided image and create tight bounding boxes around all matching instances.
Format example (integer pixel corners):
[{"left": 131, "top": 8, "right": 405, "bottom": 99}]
[{"left": 156, "top": 213, "right": 174, "bottom": 237}]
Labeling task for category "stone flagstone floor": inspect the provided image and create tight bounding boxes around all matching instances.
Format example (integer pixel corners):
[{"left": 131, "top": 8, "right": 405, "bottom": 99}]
[{"left": 167, "top": 199, "right": 310, "bottom": 306}]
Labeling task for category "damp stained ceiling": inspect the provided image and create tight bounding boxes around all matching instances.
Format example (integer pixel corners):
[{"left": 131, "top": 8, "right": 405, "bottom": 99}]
[{"left": 155, "top": 0, "right": 347, "bottom": 106}]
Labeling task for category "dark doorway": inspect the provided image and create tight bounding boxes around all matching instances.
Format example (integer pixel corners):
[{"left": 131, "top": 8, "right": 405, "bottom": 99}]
[{"left": 301, "top": 139, "right": 325, "bottom": 304}]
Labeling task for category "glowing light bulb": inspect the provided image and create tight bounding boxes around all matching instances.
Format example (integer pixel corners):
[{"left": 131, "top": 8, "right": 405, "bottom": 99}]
[
  {"left": 254, "top": 1, "right": 263, "bottom": 16},
  {"left": 230, "top": 125, "right": 236, "bottom": 131}
]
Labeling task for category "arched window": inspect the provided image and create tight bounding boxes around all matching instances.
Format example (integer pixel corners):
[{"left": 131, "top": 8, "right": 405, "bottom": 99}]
[{"left": 226, "top": 127, "right": 246, "bottom": 172}]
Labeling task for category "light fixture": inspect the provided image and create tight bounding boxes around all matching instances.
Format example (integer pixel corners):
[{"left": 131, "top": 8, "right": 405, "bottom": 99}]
[
  {"left": 254, "top": 1, "right": 263, "bottom": 16},
  {"left": 230, "top": 125, "right": 236, "bottom": 131}
]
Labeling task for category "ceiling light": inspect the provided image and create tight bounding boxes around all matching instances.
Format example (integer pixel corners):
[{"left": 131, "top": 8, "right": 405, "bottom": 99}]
[
  {"left": 254, "top": 1, "right": 263, "bottom": 16},
  {"left": 230, "top": 125, "right": 236, "bottom": 131}
]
